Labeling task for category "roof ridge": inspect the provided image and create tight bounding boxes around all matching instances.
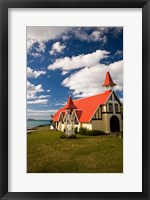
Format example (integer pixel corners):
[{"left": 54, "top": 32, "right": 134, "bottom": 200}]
[{"left": 73, "top": 90, "right": 112, "bottom": 101}]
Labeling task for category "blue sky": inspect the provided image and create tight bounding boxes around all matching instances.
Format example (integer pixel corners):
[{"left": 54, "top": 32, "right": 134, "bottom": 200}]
[{"left": 27, "top": 27, "right": 123, "bottom": 120}]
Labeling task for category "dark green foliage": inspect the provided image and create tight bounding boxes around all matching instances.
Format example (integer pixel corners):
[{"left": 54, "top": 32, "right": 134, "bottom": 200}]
[
  {"left": 86, "top": 130, "right": 106, "bottom": 136},
  {"left": 68, "top": 134, "right": 77, "bottom": 139},
  {"left": 78, "top": 127, "right": 106, "bottom": 136},
  {"left": 74, "top": 126, "right": 78, "bottom": 134},
  {"left": 60, "top": 132, "right": 66, "bottom": 138},
  {"left": 60, "top": 132, "right": 77, "bottom": 139},
  {"left": 79, "top": 127, "right": 87, "bottom": 135}
]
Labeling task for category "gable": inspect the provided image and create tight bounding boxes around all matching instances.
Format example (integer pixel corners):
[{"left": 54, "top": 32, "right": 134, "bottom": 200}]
[
  {"left": 92, "top": 106, "right": 102, "bottom": 120},
  {"left": 105, "top": 91, "right": 122, "bottom": 105}
]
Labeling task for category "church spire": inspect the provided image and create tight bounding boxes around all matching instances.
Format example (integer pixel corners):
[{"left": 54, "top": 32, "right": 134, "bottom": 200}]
[
  {"left": 102, "top": 71, "right": 116, "bottom": 90},
  {"left": 64, "top": 96, "right": 77, "bottom": 110}
]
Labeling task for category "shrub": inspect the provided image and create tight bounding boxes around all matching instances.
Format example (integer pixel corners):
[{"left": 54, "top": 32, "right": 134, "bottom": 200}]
[
  {"left": 60, "top": 133, "right": 77, "bottom": 139},
  {"left": 68, "top": 134, "right": 77, "bottom": 139},
  {"left": 79, "top": 127, "right": 87, "bottom": 135},
  {"left": 60, "top": 132, "right": 66, "bottom": 138},
  {"left": 74, "top": 127, "right": 78, "bottom": 134},
  {"left": 86, "top": 130, "right": 106, "bottom": 136}
]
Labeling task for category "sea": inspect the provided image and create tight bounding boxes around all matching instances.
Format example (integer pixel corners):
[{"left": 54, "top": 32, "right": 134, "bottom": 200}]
[{"left": 27, "top": 119, "right": 51, "bottom": 129}]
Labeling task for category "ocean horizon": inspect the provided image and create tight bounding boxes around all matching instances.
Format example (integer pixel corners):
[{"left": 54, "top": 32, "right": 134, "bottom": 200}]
[{"left": 27, "top": 119, "right": 51, "bottom": 129}]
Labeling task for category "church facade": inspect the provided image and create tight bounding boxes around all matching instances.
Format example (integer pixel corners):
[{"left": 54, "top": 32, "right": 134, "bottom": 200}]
[{"left": 53, "top": 71, "right": 123, "bottom": 134}]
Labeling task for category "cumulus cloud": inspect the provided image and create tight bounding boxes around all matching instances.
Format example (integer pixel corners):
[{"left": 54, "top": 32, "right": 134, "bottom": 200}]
[
  {"left": 27, "top": 67, "right": 46, "bottom": 78},
  {"left": 62, "top": 60, "right": 123, "bottom": 98},
  {"left": 27, "top": 27, "right": 71, "bottom": 52},
  {"left": 49, "top": 42, "right": 66, "bottom": 55},
  {"left": 27, "top": 94, "right": 50, "bottom": 100},
  {"left": 115, "top": 50, "right": 123, "bottom": 57},
  {"left": 61, "top": 71, "right": 69, "bottom": 75},
  {"left": 27, "top": 81, "right": 43, "bottom": 99},
  {"left": 71, "top": 27, "right": 122, "bottom": 43},
  {"left": 55, "top": 102, "right": 66, "bottom": 106},
  {"left": 48, "top": 50, "right": 109, "bottom": 71},
  {"left": 27, "top": 109, "right": 57, "bottom": 114},
  {"left": 27, "top": 27, "right": 122, "bottom": 52},
  {"left": 27, "top": 109, "right": 57, "bottom": 119},
  {"left": 27, "top": 99, "right": 48, "bottom": 104}
]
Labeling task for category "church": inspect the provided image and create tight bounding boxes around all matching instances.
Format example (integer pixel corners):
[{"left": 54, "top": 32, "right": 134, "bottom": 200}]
[{"left": 53, "top": 71, "right": 123, "bottom": 134}]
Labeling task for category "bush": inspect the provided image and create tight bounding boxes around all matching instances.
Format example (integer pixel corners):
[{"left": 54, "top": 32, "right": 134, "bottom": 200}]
[
  {"left": 60, "top": 132, "right": 77, "bottom": 139},
  {"left": 79, "top": 127, "right": 87, "bottom": 135},
  {"left": 74, "top": 127, "right": 78, "bottom": 134},
  {"left": 68, "top": 134, "right": 77, "bottom": 139},
  {"left": 60, "top": 132, "right": 66, "bottom": 138},
  {"left": 86, "top": 130, "right": 106, "bottom": 136},
  {"left": 78, "top": 128, "right": 106, "bottom": 136}
]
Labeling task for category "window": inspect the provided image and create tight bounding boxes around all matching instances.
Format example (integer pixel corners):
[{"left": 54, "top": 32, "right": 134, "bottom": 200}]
[
  {"left": 115, "top": 104, "right": 119, "bottom": 112},
  {"left": 109, "top": 103, "right": 113, "bottom": 112}
]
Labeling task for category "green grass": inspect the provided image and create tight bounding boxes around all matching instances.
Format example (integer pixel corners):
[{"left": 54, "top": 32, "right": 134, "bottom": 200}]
[{"left": 27, "top": 126, "right": 123, "bottom": 173}]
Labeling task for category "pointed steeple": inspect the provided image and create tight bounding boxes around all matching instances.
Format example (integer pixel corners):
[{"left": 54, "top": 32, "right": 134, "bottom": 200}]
[
  {"left": 102, "top": 71, "right": 116, "bottom": 89},
  {"left": 64, "top": 96, "right": 77, "bottom": 110}
]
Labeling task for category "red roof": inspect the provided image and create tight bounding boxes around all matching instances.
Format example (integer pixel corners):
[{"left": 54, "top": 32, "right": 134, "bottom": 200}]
[
  {"left": 52, "top": 108, "right": 65, "bottom": 122},
  {"left": 64, "top": 96, "right": 77, "bottom": 109},
  {"left": 53, "top": 90, "right": 112, "bottom": 123},
  {"left": 102, "top": 71, "right": 116, "bottom": 87}
]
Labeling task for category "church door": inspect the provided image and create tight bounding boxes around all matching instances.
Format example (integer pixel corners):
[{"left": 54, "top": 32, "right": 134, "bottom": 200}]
[{"left": 110, "top": 116, "right": 120, "bottom": 132}]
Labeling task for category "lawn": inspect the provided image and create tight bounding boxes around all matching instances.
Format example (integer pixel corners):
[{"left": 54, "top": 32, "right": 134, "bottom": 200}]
[{"left": 27, "top": 126, "right": 123, "bottom": 173}]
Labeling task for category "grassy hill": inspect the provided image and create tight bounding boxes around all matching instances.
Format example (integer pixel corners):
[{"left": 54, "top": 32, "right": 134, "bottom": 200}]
[{"left": 27, "top": 126, "right": 123, "bottom": 173}]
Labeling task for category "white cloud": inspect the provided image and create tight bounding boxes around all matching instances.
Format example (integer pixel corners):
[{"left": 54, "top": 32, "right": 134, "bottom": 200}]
[
  {"left": 61, "top": 71, "right": 69, "bottom": 75},
  {"left": 27, "top": 109, "right": 57, "bottom": 116},
  {"left": 71, "top": 27, "right": 121, "bottom": 43},
  {"left": 115, "top": 50, "right": 123, "bottom": 56},
  {"left": 36, "top": 42, "right": 46, "bottom": 53},
  {"left": 62, "top": 60, "right": 123, "bottom": 98},
  {"left": 46, "top": 89, "right": 51, "bottom": 92},
  {"left": 55, "top": 103, "right": 65, "bottom": 106},
  {"left": 27, "top": 27, "right": 122, "bottom": 52},
  {"left": 27, "top": 67, "right": 46, "bottom": 78},
  {"left": 49, "top": 42, "right": 66, "bottom": 55},
  {"left": 27, "top": 81, "right": 44, "bottom": 99},
  {"left": 27, "top": 99, "right": 48, "bottom": 104},
  {"left": 27, "top": 27, "right": 71, "bottom": 52},
  {"left": 48, "top": 50, "right": 109, "bottom": 71},
  {"left": 27, "top": 95, "right": 50, "bottom": 100},
  {"left": 30, "top": 52, "right": 41, "bottom": 57},
  {"left": 27, "top": 109, "right": 57, "bottom": 119}
]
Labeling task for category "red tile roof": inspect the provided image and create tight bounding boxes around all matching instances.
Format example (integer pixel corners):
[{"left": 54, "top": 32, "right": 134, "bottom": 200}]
[
  {"left": 102, "top": 71, "right": 116, "bottom": 87},
  {"left": 53, "top": 90, "right": 112, "bottom": 123}
]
